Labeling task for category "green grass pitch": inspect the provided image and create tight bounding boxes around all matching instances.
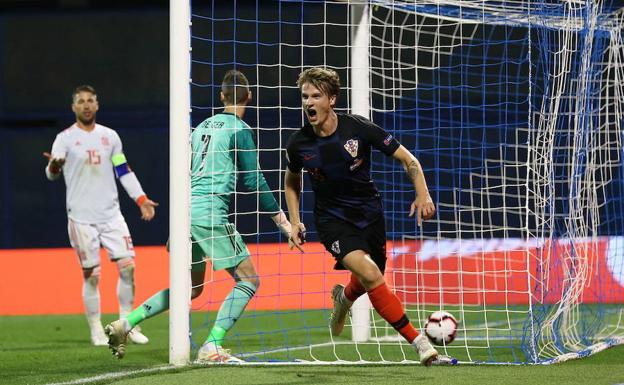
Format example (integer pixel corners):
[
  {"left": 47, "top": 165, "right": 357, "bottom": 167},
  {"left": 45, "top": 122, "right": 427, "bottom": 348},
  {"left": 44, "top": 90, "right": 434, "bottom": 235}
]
[{"left": 1, "top": 312, "right": 623, "bottom": 385}]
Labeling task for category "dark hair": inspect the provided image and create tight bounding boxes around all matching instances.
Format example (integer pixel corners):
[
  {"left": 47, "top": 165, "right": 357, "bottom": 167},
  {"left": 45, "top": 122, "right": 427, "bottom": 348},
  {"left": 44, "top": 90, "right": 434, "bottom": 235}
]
[
  {"left": 221, "top": 70, "right": 250, "bottom": 105},
  {"left": 296, "top": 67, "right": 340, "bottom": 99},
  {"left": 72, "top": 85, "right": 97, "bottom": 102}
]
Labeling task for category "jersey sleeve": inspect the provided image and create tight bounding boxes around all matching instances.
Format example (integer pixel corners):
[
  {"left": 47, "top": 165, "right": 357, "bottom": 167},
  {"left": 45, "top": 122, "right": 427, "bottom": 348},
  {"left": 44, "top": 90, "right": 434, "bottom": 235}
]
[
  {"left": 285, "top": 134, "right": 303, "bottom": 173},
  {"left": 110, "top": 130, "right": 147, "bottom": 203},
  {"left": 234, "top": 129, "right": 280, "bottom": 214},
  {"left": 356, "top": 115, "right": 401, "bottom": 156},
  {"left": 110, "top": 131, "right": 130, "bottom": 177},
  {"left": 46, "top": 133, "right": 69, "bottom": 180},
  {"left": 110, "top": 130, "right": 124, "bottom": 156},
  {"left": 50, "top": 132, "right": 69, "bottom": 159}
]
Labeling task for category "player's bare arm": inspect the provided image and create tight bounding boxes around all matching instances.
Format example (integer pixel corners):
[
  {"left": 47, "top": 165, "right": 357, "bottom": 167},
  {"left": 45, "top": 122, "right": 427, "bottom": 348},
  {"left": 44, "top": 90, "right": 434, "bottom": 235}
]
[
  {"left": 284, "top": 168, "right": 306, "bottom": 252},
  {"left": 392, "top": 145, "right": 435, "bottom": 225}
]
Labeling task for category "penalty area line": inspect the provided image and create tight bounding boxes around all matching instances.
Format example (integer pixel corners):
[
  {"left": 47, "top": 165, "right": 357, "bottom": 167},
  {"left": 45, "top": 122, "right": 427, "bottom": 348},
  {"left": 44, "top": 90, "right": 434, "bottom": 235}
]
[{"left": 43, "top": 365, "right": 178, "bottom": 385}]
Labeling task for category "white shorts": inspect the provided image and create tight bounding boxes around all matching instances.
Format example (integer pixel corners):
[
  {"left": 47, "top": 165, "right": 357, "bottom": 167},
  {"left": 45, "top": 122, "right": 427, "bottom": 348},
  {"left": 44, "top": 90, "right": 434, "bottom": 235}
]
[{"left": 67, "top": 216, "right": 135, "bottom": 269}]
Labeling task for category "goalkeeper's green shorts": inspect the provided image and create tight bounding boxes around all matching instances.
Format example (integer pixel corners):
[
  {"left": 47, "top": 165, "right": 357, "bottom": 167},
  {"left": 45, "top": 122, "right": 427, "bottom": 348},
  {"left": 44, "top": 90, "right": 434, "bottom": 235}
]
[{"left": 190, "top": 223, "right": 250, "bottom": 272}]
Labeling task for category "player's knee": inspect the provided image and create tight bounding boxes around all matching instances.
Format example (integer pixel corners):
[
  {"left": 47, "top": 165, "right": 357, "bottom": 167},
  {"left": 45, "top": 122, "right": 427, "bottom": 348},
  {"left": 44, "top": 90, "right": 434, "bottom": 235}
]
[
  {"left": 242, "top": 276, "right": 260, "bottom": 290},
  {"left": 83, "top": 266, "right": 101, "bottom": 285},
  {"left": 357, "top": 261, "right": 384, "bottom": 288},
  {"left": 116, "top": 258, "right": 135, "bottom": 281}
]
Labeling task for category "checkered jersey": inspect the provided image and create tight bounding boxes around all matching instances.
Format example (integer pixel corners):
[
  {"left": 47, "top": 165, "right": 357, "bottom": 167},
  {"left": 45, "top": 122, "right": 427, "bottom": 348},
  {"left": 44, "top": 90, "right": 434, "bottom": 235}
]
[{"left": 286, "top": 114, "right": 400, "bottom": 228}]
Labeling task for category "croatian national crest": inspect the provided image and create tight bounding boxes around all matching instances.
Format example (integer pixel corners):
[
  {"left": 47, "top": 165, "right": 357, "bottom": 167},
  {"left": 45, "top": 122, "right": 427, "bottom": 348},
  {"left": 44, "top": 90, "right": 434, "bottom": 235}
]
[
  {"left": 343, "top": 139, "right": 359, "bottom": 158},
  {"left": 331, "top": 240, "right": 341, "bottom": 254}
]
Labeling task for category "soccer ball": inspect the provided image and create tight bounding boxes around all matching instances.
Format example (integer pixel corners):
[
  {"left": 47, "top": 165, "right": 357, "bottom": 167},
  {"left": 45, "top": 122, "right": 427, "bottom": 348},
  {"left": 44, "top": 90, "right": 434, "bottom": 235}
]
[{"left": 424, "top": 311, "right": 458, "bottom": 345}]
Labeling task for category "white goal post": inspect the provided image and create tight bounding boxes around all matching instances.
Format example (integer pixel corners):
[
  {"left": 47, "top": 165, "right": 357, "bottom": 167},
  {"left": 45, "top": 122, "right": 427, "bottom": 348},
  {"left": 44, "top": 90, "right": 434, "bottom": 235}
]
[{"left": 169, "top": 0, "right": 192, "bottom": 366}]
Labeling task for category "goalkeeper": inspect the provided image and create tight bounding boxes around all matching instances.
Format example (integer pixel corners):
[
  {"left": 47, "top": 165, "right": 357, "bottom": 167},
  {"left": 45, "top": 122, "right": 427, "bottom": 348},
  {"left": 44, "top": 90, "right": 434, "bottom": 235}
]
[{"left": 106, "top": 70, "right": 293, "bottom": 363}]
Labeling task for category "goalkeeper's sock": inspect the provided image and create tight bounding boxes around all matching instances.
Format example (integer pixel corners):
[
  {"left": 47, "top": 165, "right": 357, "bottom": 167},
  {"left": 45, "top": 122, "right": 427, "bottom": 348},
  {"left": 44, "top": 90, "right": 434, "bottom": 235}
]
[
  {"left": 344, "top": 274, "right": 366, "bottom": 302},
  {"left": 367, "top": 282, "right": 419, "bottom": 343},
  {"left": 205, "top": 281, "right": 257, "bottom": 346},
  {"left": 126, "top": 289, "right": 170, "bottom": 329},
  {"left": 205, "top": 326, "right": 227, "bottom": 347}
]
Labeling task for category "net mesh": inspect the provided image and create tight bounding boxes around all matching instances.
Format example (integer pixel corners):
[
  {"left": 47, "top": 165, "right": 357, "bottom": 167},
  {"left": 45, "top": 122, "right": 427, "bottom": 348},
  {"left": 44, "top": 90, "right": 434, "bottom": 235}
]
[{"left": 187, "top": 0, "right": 624, "bottom": 364}]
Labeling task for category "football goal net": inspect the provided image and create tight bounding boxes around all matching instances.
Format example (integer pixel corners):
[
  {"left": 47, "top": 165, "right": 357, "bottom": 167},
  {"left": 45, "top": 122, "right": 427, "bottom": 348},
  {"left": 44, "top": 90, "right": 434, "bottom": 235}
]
[{"left": 170, "top": 0, "right": 624, "bottom": 365}]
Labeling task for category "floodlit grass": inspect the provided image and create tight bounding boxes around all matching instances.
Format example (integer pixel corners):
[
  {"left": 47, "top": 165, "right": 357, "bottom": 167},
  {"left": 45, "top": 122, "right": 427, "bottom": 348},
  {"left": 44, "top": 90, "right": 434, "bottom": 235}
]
[{"left": 1, "top": 312, "right": 623, "bottom": 385}]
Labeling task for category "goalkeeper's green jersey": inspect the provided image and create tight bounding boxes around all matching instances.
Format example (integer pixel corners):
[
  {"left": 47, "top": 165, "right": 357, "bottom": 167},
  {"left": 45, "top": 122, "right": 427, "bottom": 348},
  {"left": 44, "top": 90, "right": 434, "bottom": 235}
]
[{"left": 191, "top": 112, "right": 279, "bottom": 226}]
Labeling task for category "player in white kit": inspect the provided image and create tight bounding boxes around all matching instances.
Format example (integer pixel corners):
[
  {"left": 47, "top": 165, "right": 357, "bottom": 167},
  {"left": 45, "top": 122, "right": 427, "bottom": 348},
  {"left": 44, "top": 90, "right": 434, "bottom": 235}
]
[{"left": 44, "top": 85, "right": 158, "bottom": 346}]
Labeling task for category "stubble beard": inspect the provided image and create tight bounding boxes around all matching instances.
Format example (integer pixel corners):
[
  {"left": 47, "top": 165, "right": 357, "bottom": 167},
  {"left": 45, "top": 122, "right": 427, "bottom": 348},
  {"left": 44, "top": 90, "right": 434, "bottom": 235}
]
[{"left": 78, "top": 115, "right": 95, "bottom": 126}]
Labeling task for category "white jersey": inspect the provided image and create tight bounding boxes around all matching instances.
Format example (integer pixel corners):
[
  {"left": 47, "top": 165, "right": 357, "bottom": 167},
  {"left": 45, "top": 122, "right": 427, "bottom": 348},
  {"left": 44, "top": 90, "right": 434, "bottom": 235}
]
[{"left": 49, "top": 123, "right": 125, "bottom": 223}]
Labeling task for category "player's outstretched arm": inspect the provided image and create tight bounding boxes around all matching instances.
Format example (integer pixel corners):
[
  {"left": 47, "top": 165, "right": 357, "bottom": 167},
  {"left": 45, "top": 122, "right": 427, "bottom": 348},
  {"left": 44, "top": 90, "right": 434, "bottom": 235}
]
[
  {"left": 111, "top": 153, "right": 158, "bottom": 221},
  {"left": 43, "top": 152, "right": 65, "bottom": 181},
  {"left": 233, "top": 130, "right": 292, "bottom": 238},
  {"left": 284, "top": 168, "right": 306, "bottom": 252},
  {"left": 392, "top": 145, "right": 435, "bottom": 226},
  {"left": 235, "top": 130, "right": 282, "bottom": 209}
]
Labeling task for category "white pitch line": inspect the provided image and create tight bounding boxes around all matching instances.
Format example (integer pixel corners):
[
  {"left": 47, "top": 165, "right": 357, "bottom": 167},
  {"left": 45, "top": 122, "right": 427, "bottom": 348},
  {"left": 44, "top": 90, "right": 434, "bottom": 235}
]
[
  {"left": 43, "top": 365, "right": 176, "bottom": 385},
  {"left": 237, "top": 341, "right": 350, "bottom": 358},
  {"left": 45, "top": 341, "right": 413, "bottom": 385}
]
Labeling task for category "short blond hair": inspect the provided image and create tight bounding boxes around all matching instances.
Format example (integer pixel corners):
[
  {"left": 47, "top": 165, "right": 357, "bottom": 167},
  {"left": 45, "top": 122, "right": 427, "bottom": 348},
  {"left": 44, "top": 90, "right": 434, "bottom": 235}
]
[{"left": 296, "top": 67, "right": 341, "bottom": 99}]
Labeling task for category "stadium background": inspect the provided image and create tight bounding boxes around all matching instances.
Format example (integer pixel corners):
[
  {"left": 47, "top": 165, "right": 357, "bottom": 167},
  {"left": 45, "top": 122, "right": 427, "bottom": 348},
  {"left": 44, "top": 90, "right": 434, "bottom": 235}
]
[
  {"left": 0, "top": 0, "right": 352, "bottom": 315},
  {"left": 0, "top": 0, "right": 359, "bottom": 250},
  {"left": 5, "top": 0, "right": 623, "bottom": 252},
  {"left": 0, "top": 0, "right": 169, "bottom": 249},
  {"left": 2, "top": 0, "right": 624, "bottom": 315},
  {"left": 0, "top": 2, "right": 624, "bottom": 382}
]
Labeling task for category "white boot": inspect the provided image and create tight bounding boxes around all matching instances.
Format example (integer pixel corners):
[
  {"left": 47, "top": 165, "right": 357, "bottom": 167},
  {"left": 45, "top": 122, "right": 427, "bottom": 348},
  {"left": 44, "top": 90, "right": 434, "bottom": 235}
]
[
  {"left": 196, "top": 342, "right": 244, "bottom": 363},
  {"left": 128, "top": 325, "right": 149, "bottom": 345},
  {"left": 88, "top": 317, "right": 108, "bottom": 346},
  {"left": 412, "top": 334, "right": 438, "bottom": 366}
]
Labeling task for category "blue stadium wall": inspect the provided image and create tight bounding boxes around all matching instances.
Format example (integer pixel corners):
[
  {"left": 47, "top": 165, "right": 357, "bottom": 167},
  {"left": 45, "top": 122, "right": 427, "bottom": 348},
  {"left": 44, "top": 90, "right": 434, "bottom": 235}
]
[
  {"left": 0, "top": 2, "right": 326, "bottom": 248},
  {"left": 3, "top": 2, "right": 623, "bottom": 249}
]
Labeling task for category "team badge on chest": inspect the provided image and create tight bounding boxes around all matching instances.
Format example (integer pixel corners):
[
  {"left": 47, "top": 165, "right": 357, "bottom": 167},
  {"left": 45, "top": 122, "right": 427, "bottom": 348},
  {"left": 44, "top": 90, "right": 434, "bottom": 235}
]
[
  {"left": 343, "top": 139, "right": 359, "bottom": 158},
  {"left": 331, "top": 240, "right": 341, "bottom": 254}
]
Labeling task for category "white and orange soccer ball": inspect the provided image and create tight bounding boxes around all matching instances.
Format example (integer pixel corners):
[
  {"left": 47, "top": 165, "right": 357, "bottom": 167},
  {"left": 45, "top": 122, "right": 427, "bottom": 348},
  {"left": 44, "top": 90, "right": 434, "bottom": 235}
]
[{"left": 424, "top": 311, "right": 458, "bottom": 346}]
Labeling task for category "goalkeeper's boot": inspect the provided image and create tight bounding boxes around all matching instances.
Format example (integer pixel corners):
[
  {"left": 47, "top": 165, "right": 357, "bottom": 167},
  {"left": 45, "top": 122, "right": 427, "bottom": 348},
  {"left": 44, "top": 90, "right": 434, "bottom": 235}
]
[
  {"left": 128, "top": 325, "right": 149, "bottom": 345},
  {"left": 90, "top": 323, "right": 108, "bottom": 346},
  {"left": 412, "top": 334, "right": 438, "bottom": 367},
  {"left": 104, "top": 320, "right": 129, "bottom": 359},
  {"left": 196, "top": 342, "right": 244, "bottom": 363},
  {"left": 329, "top": 284, "right": 351, "bottom": 336}
]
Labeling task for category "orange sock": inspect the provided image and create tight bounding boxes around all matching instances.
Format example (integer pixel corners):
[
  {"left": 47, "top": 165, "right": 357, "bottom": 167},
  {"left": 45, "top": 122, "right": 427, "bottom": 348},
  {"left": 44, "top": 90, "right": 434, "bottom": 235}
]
[
  {"left": 344, "top": 274, "right": 366, "bottom": 302},
  {"left": 368, "top": 282, "right": 419, "bottom": 343}
]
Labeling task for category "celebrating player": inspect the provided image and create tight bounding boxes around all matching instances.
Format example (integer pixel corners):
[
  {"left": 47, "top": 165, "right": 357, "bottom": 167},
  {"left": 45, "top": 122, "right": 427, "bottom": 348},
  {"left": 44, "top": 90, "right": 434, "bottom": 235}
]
[
  {"left": 44, "top": 85, "right": 157, "bottom": 346},
  {"left": 105, "top": 70, "right": 293, "bottom": 362},
  {"left": 284, "top": 67, "right": 439, "bottom": 366}
]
